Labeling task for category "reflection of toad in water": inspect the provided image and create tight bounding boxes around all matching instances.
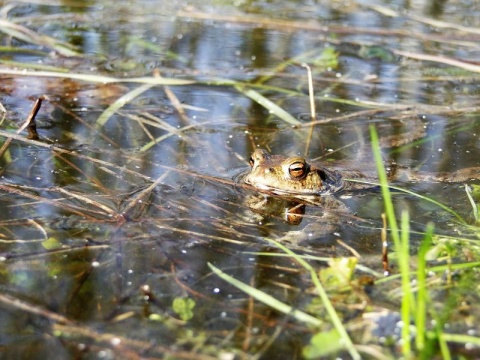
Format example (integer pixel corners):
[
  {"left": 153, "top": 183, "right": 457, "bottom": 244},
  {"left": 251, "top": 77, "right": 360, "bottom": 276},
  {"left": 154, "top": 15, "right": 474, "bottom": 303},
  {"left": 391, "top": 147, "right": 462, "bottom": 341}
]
[{"left": 243, "top": 191, "right": 352, "bottom": 244}]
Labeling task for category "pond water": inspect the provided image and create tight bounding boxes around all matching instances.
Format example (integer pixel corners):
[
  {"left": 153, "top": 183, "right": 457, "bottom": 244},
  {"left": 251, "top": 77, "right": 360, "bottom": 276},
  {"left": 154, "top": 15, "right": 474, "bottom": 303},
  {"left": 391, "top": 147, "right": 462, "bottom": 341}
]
[{"left": 1, "top": 0, "right": 480, "bottom": 359}]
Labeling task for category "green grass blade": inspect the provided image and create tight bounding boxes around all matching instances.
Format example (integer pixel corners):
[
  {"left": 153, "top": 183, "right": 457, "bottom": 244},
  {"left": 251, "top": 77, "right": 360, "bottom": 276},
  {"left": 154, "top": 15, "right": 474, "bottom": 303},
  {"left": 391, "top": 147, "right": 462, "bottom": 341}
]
[
  {"left": 95, "top": 83, "right": 155, "bottom": 128},
  {"left": 207, "top": 263, "right": 322, "bottom": 327},
  {"left": 370, "top": 125, "right": 411, "bottom": 358},
  {"left": 344, "top": 180, "right": 465, "bottom": 224},
  {"left": 375, "top": 260, "right": 480, "bottom": 285},
  {"left": 416, "top": 222, "right": 434, "bottom": 352},
  {"left": 234, "top": 85, "right": 301, "bottom": 125},
  {"left": 441, "top": 333, "right": 480, "bottom": 347},
  {"left": 0, "top": 19, "right": 81, "bottom": 56},
  {"left": 436, "top": 322, "right": 452, "bottom": 360},
  {"left": 260, "top": 238, "right": 361, "bottom": 360},
  {"left": 0, "top": 59, "right": 69, "bottom": 72},
  {"left": 0, "top": 68, "right": 195, "bottom": 85},
  {"left": 465, "top": 184, "right": 479, "bottom": 222},
  {"left": 400, "top": 210, "right": 412, "bottom": 357},
  {"left": 369, "top": 125, "right": 401, "bottom": 250}
]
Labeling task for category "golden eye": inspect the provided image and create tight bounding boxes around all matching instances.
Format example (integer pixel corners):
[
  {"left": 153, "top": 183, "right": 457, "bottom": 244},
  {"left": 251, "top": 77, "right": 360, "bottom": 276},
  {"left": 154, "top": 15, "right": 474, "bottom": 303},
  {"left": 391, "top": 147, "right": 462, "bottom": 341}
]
[{"left": 288, "top": 160, "right": 307, "bottom": 179}]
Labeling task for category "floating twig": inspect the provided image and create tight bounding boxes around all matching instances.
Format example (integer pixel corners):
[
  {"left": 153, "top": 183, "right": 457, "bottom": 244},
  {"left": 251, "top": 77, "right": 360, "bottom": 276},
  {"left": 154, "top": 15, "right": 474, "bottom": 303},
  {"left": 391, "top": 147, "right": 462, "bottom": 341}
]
[
  {"left": 0, "top": 293, "right": 72, "bottom": 324},
  {"left": 26, "top": 97, "right": 43, "bottom": 140},
  {"left": 394, "top": 50, "right": 480, "bottom": 73},
  {"left": 302, "top": 63, "right": 316, "bottom": 157},
  {"left": 0, "top": 96, "right": 43, "bottom": 160},
  {"left": 0, "top": 19, "right": 81, "bottom": 56},
  {"left": 0, "top": 68, "right": 195, "bottom": 85},
  {"left": 381, "top": 213, "right": 390, "bottom": 276}
]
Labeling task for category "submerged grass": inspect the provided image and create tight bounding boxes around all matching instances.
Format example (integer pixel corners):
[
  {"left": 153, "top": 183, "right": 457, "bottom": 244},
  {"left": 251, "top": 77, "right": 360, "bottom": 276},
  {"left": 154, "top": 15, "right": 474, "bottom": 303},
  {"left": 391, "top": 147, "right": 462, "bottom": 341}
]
[
  {"left": 234, "top": 85, "right": 302, "bottom": 126},
  {"left": 95, "top": 83, "right": 156, "bottom": 128},
  {"left": 209, "top": 237, "right": 361, "bottom": 360},
  {"left": 0, "top": 68, "right": 196, "bottom": 85},
  {"left": 259, "top": 238, "right": 361, "bottom": 360},
  {"left": 0, "top": 18, "right": 81, "bottom": 57},
  {"left": 207, "top": 263, "right": 322, "bottom": 327}
]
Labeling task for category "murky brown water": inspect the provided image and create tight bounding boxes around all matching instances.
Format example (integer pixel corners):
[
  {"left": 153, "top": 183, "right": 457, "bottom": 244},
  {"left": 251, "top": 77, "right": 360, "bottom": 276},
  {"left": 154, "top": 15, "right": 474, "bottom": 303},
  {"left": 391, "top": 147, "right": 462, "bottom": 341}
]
[{"left": 1, "top": 0, "right": 480, "bottom": 358}]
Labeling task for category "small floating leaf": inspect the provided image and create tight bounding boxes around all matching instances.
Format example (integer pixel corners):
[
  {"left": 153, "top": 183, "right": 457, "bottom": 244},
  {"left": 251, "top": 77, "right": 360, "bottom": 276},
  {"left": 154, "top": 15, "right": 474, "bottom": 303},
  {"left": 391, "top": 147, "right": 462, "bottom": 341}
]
[
  {"left": 42, "top": 237, "right": 62, "bottom": 250},
  {"left": 303, "top": 329, "right": 343, "bottom": 359},
  {"left": 314, "top": 46, "right": 339, "bottom": 69},
  {"left": 148, "top": 313, "right": 166, "bottom": 322},
  {"left": 319, "top": 257, "right": 357, "bottom": 288},
  {"left": 467, "top": 184, "right": 480, "bottom": 199},
  {"left": 359, "top": 45, "right": 396, "bottom": 62},
  {"left": 172, "top": 297, "right": 196, "bottom": 321}
]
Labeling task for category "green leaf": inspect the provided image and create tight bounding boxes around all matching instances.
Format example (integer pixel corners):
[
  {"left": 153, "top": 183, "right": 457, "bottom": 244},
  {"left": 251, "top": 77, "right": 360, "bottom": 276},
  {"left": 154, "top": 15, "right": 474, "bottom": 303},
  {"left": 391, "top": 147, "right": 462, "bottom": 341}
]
[
  {"left": 148, "top": 313, "right": 165, "bottom": 322},
  {"left": 42, "top": 237, "right": 62, "bottom": 250},
  {"left": 358, "top": 45, "right": 396, "bottom": 62},
  {"left": 468, "top": 184, "right": 480, "bottom": 199},
  {"left": 319, "top": 257, "right": 357, "bottom": 288},
  {"left": 302, "top": 329, "right": 343, "bottom": 359},
  {"left": 172, "top": 297, "right": 196, "bottom": 321},
  {"left": 314, "top": 47, "right": 339, "bottom": 69}
]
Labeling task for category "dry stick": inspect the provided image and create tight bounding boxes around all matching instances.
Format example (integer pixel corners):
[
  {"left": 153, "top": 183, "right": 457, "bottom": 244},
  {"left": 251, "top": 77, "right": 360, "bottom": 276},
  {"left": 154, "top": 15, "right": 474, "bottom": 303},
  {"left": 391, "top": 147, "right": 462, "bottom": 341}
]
[
  {"left": 164, "top": 85, "right": 189, "bottom": 124},
  {"left": 154, "top": 69, "right": 191, "bottom": 125},
  {"left": 120, "top": 171, "right": 170, "bottom": 220},
  {"left": 393, "top": 50, "right": 480, "bottom": 73},
  {"left": 367, "top": 4, "right": 480, "bottom": 36},
  {"left": 336, "top": 239, "right": 361, "bottom": 258},
  {"left": 0, "top": 129, "right": 151, "bottom": 181},
  {"left": 0, "top": 129, "right": 241, "bottom": 190},
  {"left": 26, "top": 218, "right": 47, "bottom": 239},
  {"left": 381, "top": 213, "right": 390, "bottom": 275},
  {"left": 3, "top": 245, "right": 111, "bottom": 261},
  {"left": 139, "top": 111, "right": 195, "bottom": 141},
  {"left": 26, "top": 107, "right": 40, "bottom": 140},
  {"left": 172, "top": 264, "right": 215, "bottom": 301},
  {"left": 302, "top": 63, "right": 316, "bottom": 157},
  {"left": 176, "top": 10, "right": 478, "bottom": 46},
  {"left": 52, "top": 152, "right": 115, "bottom": 196},
  {"left": 0, "top": 97, "right": 43, "bottom": 160},
  {"left": 302, "top": 104, "right": 480, "bottom": 128},
  {"left": 0, "top": 183, "right": 114, "bottom": 220},
  {"left": 50, "top": 101, "right": 120, "bottom": 147},
  {"left": 2, "top": 279, "right": 213, "bottom": 360},
  {"left": 0, "top": 101, "right": 6, "bottom": 122},
  {"left": 132, "top": 113, "right": 156, "bottom": 142},
  {"left": 55, "top": 187, "right": 121, "bottom": 220},
  {"left": 52, "top": 323, "right": 217, "bottom": 360},
  {"left": 242, "top": 277, "right": 255, "bottom": 352},
  {"left": 301, "top": 107, "right": 392, "bottom": 127},
  {"left": 0, "top": 293, "right": 72, "bottom": 324}
]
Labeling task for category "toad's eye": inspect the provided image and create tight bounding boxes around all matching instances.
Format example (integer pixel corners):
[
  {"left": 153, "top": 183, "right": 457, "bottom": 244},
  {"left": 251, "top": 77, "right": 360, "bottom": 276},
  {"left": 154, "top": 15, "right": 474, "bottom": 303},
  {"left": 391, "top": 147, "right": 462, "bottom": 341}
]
[
  {"left": 249, "top": 157, "right": 255, "bottom": 167},
  {"left": 288, "top": 160, "right": 307, "bottom": 179}
]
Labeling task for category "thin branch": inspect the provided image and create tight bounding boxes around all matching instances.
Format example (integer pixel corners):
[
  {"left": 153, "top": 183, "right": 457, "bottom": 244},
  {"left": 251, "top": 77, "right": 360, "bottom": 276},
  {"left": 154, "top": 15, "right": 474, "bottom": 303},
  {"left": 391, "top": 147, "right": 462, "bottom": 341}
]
[{"left": 0, "top": 97, "right": 43, "bottom": 159}]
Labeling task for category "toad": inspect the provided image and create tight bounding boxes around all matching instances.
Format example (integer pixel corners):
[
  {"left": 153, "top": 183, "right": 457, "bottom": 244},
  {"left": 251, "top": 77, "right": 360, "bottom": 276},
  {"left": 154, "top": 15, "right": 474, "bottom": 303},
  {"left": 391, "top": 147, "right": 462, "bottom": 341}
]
[{"left": 244, "top": 148, "right": 480, "bottom": 196}]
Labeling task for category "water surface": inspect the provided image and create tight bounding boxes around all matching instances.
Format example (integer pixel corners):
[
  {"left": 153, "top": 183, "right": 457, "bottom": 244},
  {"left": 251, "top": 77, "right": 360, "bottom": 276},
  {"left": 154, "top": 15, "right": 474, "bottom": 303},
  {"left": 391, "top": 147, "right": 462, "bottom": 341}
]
[{"left": 1, "top": 0, "right": 480, "bottom": 358}]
